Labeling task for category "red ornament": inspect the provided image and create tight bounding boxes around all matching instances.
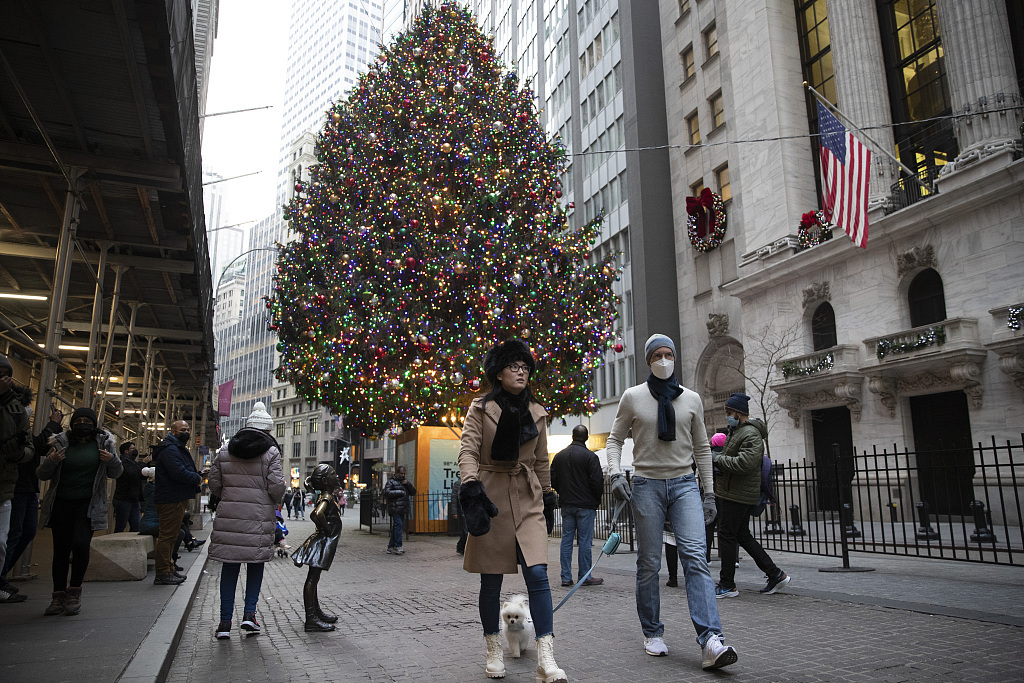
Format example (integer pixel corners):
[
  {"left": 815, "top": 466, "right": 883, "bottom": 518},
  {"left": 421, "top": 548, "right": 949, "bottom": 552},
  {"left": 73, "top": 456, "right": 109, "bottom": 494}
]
[
  {"left": 294, "top": 182, "right": 303, "bottom": 193},
  {"left": 468, "top": 378, "right": 481, "bottom": 391},
  {"left": 405, "top": 257, "right": 417, "bottom": 268},
  {"left": 614, "top": 343, "right": 624, "bottom": 353},
  {"left": 409, "top": 219, "right": 420, "bottom": 230},
  {"left": 555, "top": 190, "right": 562, "bottom": 198},
  {"left": 477, "top": 295, "right": 488, "bottom": 306}
]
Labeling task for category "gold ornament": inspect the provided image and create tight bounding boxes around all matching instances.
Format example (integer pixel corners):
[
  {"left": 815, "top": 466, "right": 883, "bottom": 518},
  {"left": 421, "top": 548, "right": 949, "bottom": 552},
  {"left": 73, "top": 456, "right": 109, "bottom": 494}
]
[
  {"left": 499, "top": 168, "right": 511, "bottom": 180},
  {"left": 441, "top": 142, "right": 452, "bottom": 153},
  {"left": 431, "top": 195, "right": 443, "bottom": 206}
]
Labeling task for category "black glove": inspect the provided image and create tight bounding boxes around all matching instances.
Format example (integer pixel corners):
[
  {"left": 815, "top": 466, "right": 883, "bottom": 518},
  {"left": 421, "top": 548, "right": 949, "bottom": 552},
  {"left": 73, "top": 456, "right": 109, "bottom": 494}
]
[
  {"left": 459, "top": 479, "right": 499, "bottom": 536},
  {"left": 543, "top": 490, "right": 558, "bottom": 534}
]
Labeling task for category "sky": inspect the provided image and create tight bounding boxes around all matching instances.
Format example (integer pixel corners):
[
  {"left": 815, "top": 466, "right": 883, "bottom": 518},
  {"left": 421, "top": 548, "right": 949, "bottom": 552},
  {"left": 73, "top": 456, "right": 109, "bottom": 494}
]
[{"left": 200, "top": 0, "right": 289, "bottom": 234}]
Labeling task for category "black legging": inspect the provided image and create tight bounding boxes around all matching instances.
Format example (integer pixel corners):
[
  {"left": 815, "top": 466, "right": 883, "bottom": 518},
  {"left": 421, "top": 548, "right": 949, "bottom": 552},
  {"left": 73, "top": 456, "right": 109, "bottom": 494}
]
[{"left": 49, "top": 497, "right": 94, "bottom": 591}]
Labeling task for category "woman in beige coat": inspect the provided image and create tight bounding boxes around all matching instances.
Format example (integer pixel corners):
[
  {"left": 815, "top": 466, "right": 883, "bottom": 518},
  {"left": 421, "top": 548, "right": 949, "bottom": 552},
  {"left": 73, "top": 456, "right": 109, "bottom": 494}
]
[
  {"left": 458, "top": 339, "right": 567, "bottom": 682},
  {"left": 208, "top": 402, "right": 285, "bottom": 639}
]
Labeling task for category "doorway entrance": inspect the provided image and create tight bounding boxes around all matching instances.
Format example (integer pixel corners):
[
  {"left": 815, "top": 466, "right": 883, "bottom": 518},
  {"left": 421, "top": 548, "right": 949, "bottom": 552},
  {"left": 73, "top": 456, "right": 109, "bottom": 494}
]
[
  {"left": 810, "top": 406, "right": 854, "bottom": 512},
  {"left": 909, "top": 391, "right": 974, "bottom": 516}
]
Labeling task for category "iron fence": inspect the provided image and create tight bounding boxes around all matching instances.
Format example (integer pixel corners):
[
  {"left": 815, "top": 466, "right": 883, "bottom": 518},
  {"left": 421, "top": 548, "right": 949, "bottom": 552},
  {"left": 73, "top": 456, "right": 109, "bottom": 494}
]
[
  {"left": 356, "top": 437, "right": 1024, "bottom": 566},
  {"left": 884, "top": 166, "right": 941, "bottom": 214}
]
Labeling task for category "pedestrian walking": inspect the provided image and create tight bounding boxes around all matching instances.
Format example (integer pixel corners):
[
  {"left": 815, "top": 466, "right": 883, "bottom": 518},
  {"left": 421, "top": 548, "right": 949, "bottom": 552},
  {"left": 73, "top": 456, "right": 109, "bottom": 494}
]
[
  {"left": 450, "top": 473, "right": 467, "bottom": 555},
  {"left": 152, "top": 420, "right": 206, "bottom": 586},
  {"left": 550, "top": 424, "right": 604, "bottom": 588},
  {"left": 283, "top": 487, "right": 294, "bottom": 519},
  {"left": 383, "top": 465, "right": 416, "bottom": 554},
  {"left": 606, "top": 334, "right": 737, "bottom": 670},
  {"left": 36, "top": 406, "right": 122, "bottom": 615},
  {"left": 713, "top": 393, "right": 790, "bottom": 598},
  {"left": 0, "top": 357, "right": 36, "bottom": 604},
  {"left": 291, "top": 463, "right": 343, "bottom": 632},
  {"left": 339, "top": 489, "right": 347, "bottom": 516},
  {"left": 292, "top": 486, "right": 305, "bottom": 520},
  {"left": 210, "top": 402, "right": 286, "bottom": 639},
  {"left": 112, "top": 442, "right": 145, "bottom": 533},
  {"left": 457, "top": 339, "right": 566, "bottom": 682}
]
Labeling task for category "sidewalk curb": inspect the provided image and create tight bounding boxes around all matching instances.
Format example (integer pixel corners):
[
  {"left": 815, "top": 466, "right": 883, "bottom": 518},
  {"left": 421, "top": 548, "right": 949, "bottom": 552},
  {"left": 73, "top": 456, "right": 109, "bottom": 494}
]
[{"left": 117, "top": 541, "right": 211, "bottom": 683}]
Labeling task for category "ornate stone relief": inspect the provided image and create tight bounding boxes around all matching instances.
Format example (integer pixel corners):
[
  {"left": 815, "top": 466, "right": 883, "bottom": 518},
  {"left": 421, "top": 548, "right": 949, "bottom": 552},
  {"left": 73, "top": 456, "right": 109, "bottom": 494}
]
[
  {"left": 801, "top": 282, "right": 830, "bottom": 309},
  {"left": 706, "top": 313, "right": 729, "bottom": 337},
  {"left": 996, "top": 353, "right": 1024, "bottom": 391},
  {"left": 775, "top": 379, "right": 863, "bottom": 427},
  {"left": 896, "top": 245, "right": 937, "bottom": 277},
  {"left": 868, "top": 377, "right": 898, "bottom": 418},
  {"left": 868, "top": 362, "right": 985, "bottom": 416}
]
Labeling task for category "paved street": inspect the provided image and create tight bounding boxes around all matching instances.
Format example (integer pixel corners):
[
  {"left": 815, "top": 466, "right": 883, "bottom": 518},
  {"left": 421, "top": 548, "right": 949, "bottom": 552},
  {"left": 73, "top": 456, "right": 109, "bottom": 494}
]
[{"left": 167, "top": 511, "right": 1024, "bottom": 682}]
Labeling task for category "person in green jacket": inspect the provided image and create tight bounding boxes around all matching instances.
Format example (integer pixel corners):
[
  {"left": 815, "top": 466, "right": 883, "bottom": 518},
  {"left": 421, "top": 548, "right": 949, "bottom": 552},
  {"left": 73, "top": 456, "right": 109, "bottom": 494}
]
[{"left": 712, "top": 393, "right": 790, "bottom": 598}]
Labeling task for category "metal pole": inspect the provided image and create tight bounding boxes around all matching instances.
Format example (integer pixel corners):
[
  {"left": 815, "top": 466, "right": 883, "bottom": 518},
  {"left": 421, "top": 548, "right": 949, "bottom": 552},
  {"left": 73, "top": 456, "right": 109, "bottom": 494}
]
[
  {"left": 804, "top": 82, "right": 931, "bottom": 192},
  {"left": 34, "top": 168, "right": 84, "bottom": 424},
  {"left": 154, "top": 367, "right": 165, "bottom": 440},
  {"left": 117, "top": 303, "right": 138, "bottom": 438},
  {"left": 138, "top": 337, "right": 155, "bottom": 443},
  {"left": 82, "top": 242, "right": 110, "bottom": 403},
  {"left": 94, "top": 265, "right": 124, "bottom": 421}
]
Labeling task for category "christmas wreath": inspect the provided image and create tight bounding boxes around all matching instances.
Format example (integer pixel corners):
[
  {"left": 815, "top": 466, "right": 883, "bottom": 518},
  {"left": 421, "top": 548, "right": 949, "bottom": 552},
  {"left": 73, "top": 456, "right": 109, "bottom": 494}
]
[
  {"left": 798, "top": 210, "right": 833, "bottom": 250},
  {"left": 686, "top": 188, "right": 727, "bottom": 253}
]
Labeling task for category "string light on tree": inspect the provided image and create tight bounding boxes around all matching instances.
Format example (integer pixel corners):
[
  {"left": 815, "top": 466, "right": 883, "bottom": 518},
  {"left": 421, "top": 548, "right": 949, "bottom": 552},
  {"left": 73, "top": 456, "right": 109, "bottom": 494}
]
[{"left": 269, "top": 2, "right": 621, "bottom": 438}]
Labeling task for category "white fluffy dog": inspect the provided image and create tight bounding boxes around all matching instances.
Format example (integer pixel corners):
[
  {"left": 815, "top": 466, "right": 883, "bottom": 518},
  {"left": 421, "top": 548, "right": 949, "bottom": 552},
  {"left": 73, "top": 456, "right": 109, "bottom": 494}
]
[{"left": 499, "top": 594, "right": 535, "bottom": 658}]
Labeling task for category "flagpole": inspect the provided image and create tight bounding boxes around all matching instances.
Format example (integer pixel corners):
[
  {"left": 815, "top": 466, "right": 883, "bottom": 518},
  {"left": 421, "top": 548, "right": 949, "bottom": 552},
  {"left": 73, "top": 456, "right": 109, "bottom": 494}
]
[{"left": 803, "top": 82, "right": 932, "bottom": 193}]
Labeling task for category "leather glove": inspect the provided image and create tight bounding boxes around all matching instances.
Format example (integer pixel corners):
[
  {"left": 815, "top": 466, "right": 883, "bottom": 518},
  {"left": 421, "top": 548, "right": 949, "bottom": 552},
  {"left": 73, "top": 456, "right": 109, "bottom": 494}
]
[
  {"left": 702, "top": 493, "right": 717, "bottom": 526},
  {"left": 610, "top": 473, "right": 631, "bottom": 503},
  {"left": 459, "top": 479, "right": 499, "bottom": 536},
  {"left": 543, "top": 490, "right": 558, "bottom": 534}
]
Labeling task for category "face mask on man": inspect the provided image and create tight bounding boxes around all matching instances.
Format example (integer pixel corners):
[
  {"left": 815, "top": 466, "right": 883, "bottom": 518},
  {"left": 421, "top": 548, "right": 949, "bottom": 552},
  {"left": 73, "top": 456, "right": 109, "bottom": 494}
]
[
  {"left": 651, "top": 358, "right": 675, "bottom": 380},
  {"left": 177, "top": 431, "right": 191, "bottom": 444},
  {"left": 726, "top": 415, "right": 740, "bottom": 428}
]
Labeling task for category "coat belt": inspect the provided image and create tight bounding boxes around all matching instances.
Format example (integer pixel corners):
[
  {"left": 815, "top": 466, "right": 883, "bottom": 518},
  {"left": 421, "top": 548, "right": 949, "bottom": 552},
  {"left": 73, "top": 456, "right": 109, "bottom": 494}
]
[{"left": 478, "top": 463, "right": 528, "bottom": 527}]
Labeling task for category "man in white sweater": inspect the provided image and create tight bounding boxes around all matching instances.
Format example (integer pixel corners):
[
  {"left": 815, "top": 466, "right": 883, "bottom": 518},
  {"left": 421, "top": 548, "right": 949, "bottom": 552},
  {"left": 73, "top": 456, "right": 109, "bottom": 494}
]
[{"left": 606, "top": 334, "right": 738, "bottom": 671}]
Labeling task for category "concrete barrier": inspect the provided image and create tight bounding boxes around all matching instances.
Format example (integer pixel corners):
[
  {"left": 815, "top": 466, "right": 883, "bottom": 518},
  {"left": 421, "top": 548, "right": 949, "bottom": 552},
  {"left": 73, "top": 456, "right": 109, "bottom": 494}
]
[{"left": 84, "top": 532, "right": 156, "bottom": 581}]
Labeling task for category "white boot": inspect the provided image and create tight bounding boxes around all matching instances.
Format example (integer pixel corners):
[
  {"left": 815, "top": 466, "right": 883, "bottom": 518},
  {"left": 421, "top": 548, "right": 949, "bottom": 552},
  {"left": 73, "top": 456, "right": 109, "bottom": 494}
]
[
  {"left": 484, "top": 633, "right": 505, "bottom": 678},
  {"left": 535, "top": 634, "right": 568, "bottom": 683}
]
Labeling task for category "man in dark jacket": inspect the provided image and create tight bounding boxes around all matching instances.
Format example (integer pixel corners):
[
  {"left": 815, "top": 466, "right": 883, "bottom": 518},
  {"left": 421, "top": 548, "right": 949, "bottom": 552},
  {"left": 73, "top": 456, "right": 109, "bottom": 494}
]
[
  {"left": 0, "top": 354, "right": 35, "bottom": 603},
  {"left": 712, "top": 393, "right": 789, "bottom": 599},
  {"left": 550, "top": 425, "right": 605, "bottom": 587},
  {"left": 113, "top": 442, "right": 146, "bottom": 533},
  {"left": 384, "top": 465, "right": 415, "bottom": 554},
  {"left": 153, "top": 420, "right": 205, "bottom": 585}
]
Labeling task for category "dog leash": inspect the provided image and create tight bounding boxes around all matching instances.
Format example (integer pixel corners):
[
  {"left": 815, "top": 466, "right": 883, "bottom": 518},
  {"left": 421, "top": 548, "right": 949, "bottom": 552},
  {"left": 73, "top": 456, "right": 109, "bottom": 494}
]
[{"left": 553, "top": 500, "right": 627, "bottom": 613}]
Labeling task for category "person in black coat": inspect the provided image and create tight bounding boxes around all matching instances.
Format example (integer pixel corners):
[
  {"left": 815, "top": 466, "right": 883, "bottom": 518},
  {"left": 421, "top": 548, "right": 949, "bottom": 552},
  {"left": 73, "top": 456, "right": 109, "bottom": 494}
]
[
  {"left": 152, "top": 420, "right": 205, "bottom": 585},
  {"left": 383, "top": 466, "right": 416, "bottom": 554},
  {"left": 550, "top": 424, "right": 605, "bottom": 587},
  {"left": 112, "top": 442, "right": 146, "bottom": 533}
]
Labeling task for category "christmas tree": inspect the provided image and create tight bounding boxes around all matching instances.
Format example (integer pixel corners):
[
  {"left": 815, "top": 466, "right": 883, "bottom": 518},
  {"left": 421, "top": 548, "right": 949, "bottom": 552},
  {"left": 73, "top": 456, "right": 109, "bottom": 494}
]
[{"left": 270, "top": 2, "right": 620, "bottom": 438}]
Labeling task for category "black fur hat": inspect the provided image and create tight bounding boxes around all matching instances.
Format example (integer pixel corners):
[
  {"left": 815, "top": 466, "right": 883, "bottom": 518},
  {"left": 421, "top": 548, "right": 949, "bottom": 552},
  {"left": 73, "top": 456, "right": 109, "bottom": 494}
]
[{"left": 483, "top": 339, "right": 535, "bottom": 384}]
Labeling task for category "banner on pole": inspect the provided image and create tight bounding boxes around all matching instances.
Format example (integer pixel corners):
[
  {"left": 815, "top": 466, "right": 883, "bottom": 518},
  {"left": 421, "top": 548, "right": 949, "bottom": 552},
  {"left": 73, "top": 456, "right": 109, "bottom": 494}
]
[{"left": 217, "top": 380, "right": 234, "bottom": 417}]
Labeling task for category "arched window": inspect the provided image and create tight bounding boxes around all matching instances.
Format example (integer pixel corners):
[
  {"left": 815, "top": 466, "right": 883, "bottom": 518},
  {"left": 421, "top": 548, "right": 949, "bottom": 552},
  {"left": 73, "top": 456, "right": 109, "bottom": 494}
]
[
  {"left": 811, "top": 302, "right": 837, "bottom": 351},
  {"left": 908, "top": 268, "right": 946, "bottom": 327}
]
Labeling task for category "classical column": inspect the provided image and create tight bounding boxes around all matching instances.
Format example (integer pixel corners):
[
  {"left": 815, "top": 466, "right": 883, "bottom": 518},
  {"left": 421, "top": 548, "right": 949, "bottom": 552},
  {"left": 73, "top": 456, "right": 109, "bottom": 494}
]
[
  {"left": 825, "top": 0, "right": 899, "bottom": 208},
  {"left": 935, "top": 0, "right": 1023, "bottom": 167}
]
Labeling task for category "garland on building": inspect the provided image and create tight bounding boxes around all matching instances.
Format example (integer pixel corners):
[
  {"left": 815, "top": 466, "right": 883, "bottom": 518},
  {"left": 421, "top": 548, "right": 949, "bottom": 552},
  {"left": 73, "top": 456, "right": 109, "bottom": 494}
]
[
  {"left": 686, "top": 188, "right": 727, "bottom": 253},
  {"left": 876, "top": 326, "right": 946, "bottom": 360},
  {"left": 268, "top": 2, "right": 620, "bottom": 438},
  {"left": 798, "top": 210, "right": 833, "bottom": 250},
  {"left": 781, "top": 352, "right": 834, "bottom": 379},
  {"left": 1008, "top": 306, "right": 1022, "bottom": 331}
]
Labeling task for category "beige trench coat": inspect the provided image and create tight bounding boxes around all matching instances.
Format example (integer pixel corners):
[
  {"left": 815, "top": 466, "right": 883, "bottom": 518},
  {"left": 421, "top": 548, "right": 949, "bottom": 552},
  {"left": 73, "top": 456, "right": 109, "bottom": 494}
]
[{"left": 458, "top": 396, "right": 550, "bottom": 574}]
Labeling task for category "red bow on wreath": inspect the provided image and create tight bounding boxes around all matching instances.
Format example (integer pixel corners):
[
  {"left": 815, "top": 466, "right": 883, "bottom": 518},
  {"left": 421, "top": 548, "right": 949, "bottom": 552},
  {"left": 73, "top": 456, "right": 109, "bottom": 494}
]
[
  {"left": 800, "top": 211, "right": 818, "bottom": 229},
  {"left": 686, "top": 188, "right": 717, "bottom": 238}
]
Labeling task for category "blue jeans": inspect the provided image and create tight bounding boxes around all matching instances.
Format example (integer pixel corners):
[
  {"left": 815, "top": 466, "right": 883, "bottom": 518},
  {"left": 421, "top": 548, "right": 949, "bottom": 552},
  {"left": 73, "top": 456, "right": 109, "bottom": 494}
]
[
  {"left": 113, "top": 499, "right": 140, "bottom": 533},
  {"left": 2, "top": 492, "right": 38, "bottom": 580},
  {"left": 479, "top": 544, "right": 554, "bottom": 638},
  {"left": 389, "top": 514, "right": 404, "bottom": 549},
  {"left": 559, "top": 505, "right": 596, "bottom": 583},
  {"left": 220, "top": 562, "right": 266, "bottom": 621},
  {"left": 631, "top": 474, "right": 723, "bottom": 646}
]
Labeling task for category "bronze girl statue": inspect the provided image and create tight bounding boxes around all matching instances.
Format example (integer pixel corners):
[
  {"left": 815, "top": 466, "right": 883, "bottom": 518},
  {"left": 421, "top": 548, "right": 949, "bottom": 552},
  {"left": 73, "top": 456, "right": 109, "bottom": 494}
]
[{"left": 291, "top": 463, "right": 342, "bottom": 632}]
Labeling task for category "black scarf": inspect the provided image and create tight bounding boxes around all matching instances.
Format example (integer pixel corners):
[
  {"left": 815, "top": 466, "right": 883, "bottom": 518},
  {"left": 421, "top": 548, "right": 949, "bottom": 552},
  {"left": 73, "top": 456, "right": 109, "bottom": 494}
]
[
  {"left": 490, "top": 389, "right": 539, "bottom": 461},
  {"left": 646, "top": 373, "right": 684, "bottom": 441}
]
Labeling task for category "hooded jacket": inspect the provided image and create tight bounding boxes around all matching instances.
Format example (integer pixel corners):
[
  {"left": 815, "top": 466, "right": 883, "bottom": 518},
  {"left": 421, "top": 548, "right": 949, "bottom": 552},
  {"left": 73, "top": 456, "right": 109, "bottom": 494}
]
[
  {"left": 37, "top": 428, "right": 122, "bottom": 530},
  {"left": 208, "top": 428, "right": 286, "bottom": 564},
  {"left": 1, "top": 387, "right": 35, "bottom": 502},
  {"left": 713, "top": 418, "right": 768, "bottom": 506},
  {"left": 153, "top": 432, "right": 201, "bottom": 504}
]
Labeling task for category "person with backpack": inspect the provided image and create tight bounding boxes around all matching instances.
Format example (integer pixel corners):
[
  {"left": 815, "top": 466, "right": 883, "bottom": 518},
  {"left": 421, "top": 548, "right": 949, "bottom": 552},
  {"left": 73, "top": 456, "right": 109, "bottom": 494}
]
[{"left": 712, "top": 393, "right": 790, "bottom": 599}]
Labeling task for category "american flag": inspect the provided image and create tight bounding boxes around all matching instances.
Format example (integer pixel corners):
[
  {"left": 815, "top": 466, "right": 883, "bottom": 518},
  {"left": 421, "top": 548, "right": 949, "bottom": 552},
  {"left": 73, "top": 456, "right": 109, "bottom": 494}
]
[{"left": 817, "top": 100, "right": 870, "bottom": 248}]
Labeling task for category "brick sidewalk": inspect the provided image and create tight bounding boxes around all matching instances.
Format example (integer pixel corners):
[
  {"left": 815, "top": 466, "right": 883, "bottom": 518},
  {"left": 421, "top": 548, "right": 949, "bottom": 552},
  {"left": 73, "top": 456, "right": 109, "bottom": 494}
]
[{"left": 168, "top": 516, "right": 1024, "bottom": 682}]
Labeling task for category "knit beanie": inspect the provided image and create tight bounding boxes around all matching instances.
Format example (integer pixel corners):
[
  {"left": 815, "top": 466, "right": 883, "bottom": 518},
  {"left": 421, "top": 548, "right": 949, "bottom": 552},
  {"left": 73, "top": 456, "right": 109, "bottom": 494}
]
[
  {"left": 710, "top": 432, "right": 727, "bottom": 448},
  {"left": 644, "top": 334, "right": 676, "bottom": 365},
  {"left": 725, "top": 392, "right": 751, "bottom": 415},
  {"left": 70, "top": 406, "right": 98, "bottom": 427},
  {"left": 245, "top": 401, "right": 274, "bottom": 432}
]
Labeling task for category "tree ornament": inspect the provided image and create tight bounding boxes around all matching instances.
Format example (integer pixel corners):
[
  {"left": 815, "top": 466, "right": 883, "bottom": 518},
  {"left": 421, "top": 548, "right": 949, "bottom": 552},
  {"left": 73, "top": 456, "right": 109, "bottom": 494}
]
[
  {"left": 512, "top": 273, "right": 523, "bottom": 286},
  {"left": 431, "top": 195, "right": 443, "bottom": 206},
  {"left": 469, "top": 378, "right": 481, "bottom": 391},
  {"left": 441, "top": 142, "right": 452, "bottom": 153},
  {"left": 491, "top": 120, "right": 504, "bottom": 133},
  {"left": 453, "top": 82, "right": 464, "bottom": 94}
]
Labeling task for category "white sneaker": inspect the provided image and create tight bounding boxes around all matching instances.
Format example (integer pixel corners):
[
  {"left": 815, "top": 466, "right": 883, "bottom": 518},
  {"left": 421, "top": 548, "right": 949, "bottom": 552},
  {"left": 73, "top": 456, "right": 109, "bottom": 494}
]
[
  {"left": 701, "top": 633, "right": 738, "bottom": 670},
  {"left": 644, "top": 636, "right": 668, "bottom": 656}
]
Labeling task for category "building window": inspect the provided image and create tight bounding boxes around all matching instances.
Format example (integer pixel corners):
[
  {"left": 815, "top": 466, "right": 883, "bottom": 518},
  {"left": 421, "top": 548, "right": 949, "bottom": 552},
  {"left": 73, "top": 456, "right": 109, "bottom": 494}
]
[
  {"left": 310, "top": 441, "right": 317, "bottom": 457},
  {"left": 293, "top": 420, "right": 301, "bottom": 435},
  {"left": 679, "top": 0, "right": 690, "bottom": 16},
  {"left": 908, "top": 268, "right": 947, "bottom": 327},
  {"left": 276, "top": 423, "right": 285, "bottom": 438},
  {"left": 709, "top": 91, "right": 725, "bottom": 129},
  {"left": 293, "top": 442, "right": 302, "bottom": 459},
  {"left": 811, "top": 302, "right": 838, "bottom": 351},
  {"left": 715, "top": 164, "right": 731, "bottom": 202},
  {"left": 681, "top": 45, "right": 695, "bottom": 80},
  {"left": 690, "top": 179, "right": 705, "bottom": 197},
  {"left": 794, "top": 0, "right": 836, "bottom": 209},
  {"left": 686, "top": 111, "right": 700, "bottom": 145},
  {"left": 703, "top": 22, "right": 718, "bottom": 60},
  {"left": 309, "top": 418, "right": 319, "bottom": 433}
]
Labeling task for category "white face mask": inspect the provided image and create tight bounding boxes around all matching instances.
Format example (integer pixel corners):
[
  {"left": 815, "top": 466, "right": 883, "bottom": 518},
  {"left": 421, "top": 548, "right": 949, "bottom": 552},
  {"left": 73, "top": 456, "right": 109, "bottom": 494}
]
[{"left": 651, "top": 358, "right": 675, "bottom": 380}]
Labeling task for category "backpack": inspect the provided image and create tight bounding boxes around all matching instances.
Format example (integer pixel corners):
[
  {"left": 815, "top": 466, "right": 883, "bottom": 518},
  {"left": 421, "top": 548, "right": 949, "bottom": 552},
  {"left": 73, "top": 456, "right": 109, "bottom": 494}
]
[{"left": 750, "top": 455, "right": 775, "bottom": 516}]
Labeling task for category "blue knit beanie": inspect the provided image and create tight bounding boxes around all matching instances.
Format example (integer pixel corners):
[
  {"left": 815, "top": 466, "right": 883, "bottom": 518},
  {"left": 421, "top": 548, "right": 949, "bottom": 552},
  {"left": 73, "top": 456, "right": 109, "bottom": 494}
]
[
  {"left": 725, "top": 393, "right": 751, "bottom": 415},
  {"left": 644, "top": 334, "right": 676, "bottom": 365}
]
